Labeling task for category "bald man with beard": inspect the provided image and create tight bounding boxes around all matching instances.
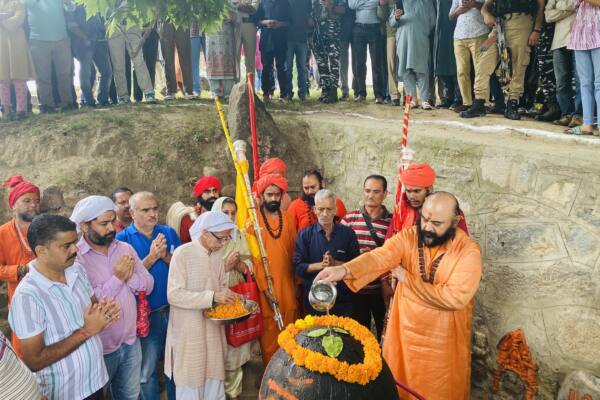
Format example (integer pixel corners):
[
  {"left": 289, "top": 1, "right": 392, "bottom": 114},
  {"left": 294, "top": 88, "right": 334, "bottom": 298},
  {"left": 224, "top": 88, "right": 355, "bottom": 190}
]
[{"left": 316, "top": 192, "right": 482, "bottom": 400}]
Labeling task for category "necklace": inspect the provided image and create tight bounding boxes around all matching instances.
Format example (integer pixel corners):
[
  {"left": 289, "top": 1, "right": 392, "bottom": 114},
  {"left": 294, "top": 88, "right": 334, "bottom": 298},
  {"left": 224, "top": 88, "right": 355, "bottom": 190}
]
[
  {"left": 417, "top": 228, "right": 444, "bottom": 283},
  {"left": 304, "top": 200, "right": 315, "bottom": 225},
  {"left": 261, "top": 206, "right": 283, "bottom": 239},
  {"left": 13, "top": 219, "right": 34, "bottom": 260}
]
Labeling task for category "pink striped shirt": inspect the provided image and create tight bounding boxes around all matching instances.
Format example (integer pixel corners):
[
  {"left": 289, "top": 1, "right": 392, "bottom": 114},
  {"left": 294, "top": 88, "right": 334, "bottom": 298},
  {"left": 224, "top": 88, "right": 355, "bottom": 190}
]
[{"left": 568, "top": 0, "right": 600, "bottom": 50}]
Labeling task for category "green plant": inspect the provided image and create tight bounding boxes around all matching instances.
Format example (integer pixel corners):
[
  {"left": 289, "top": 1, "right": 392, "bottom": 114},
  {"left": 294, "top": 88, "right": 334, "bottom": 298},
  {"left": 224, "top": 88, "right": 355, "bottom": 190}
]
[{"left": 77, "top": 0, "right": 228, "bottom": 34}]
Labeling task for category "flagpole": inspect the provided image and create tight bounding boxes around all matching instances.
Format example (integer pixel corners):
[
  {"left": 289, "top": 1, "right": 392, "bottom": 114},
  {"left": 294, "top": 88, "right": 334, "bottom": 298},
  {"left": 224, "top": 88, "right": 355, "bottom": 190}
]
[
  {"left": 247, "top": 74, "right": 261, "bottom": 181},
  {"left": 214, "top": 97, "right": 285, "bottom": 330},
  {"left": 381, "top": 94, "right": 414, "bottom": 346}
]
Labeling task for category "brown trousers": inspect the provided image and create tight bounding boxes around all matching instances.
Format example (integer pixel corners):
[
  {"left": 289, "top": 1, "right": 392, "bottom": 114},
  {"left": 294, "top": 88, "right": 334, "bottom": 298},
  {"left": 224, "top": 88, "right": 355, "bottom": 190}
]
[
  {"left": 454, "top": 34, "right": 488, "bottom": 106},
  {"left": 474, "top": 13, "right": 533, "bottom": 101},
  {"left": 159, "top": 22, "right": 193, "bottom": 96}
]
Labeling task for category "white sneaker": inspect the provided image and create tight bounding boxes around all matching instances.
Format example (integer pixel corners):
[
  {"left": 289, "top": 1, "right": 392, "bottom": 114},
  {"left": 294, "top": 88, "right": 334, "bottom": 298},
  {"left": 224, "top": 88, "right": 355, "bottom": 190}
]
[
  {"left": 184, "top": 93, "right": 199, "bottom": 100},
  {"left": 163, "top": 94, "right": 175, "bottom": 101},
  {"left": 421, "top": 101, "right": 434, "bottom": 110}
]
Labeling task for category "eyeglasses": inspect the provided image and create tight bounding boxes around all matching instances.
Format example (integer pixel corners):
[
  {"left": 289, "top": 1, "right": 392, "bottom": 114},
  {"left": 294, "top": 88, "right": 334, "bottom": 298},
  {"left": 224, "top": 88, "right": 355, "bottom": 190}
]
[{"left": 209, "top": 232, "right": 231, "bottom": 243}]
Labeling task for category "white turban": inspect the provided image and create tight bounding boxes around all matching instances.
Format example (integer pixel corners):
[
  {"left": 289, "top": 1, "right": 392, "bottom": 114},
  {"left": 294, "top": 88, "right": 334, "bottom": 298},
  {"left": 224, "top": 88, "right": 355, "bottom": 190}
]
[
  {"left": 189, "top": 211, "right": 237, "bottom": 241},
  {"left": 70, "top": 195, "right": 116, "bottom": 232}
]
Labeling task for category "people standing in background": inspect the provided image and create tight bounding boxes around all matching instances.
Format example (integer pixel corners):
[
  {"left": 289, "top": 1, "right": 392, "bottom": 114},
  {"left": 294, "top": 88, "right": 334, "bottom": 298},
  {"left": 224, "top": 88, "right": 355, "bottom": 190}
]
[
  {"left": 206, "top": 1, "right": 240, "bottom": 100},
  {"left": 67, "top": 4, "right": 113, "bottom": 107},
  {"left": 545, "top": 0, "right": 582, "bottom": 128},
  {"left": 390, "top": 0, "right": 436, "bottom": 109},
  {"left": 565, "top": 0, "right": 600, "bottom": 136},
  {"left": 22, "top": 0, "right": 75, "bottom": 113},
  {"left": 434, "top": 0, "right": 462, "bottom": 109},
  {"left": 159, "top": 20, "right": 195, "bottom": 99},
  {"left": 256, "top": 0, "right": 292, "bottom": 102},
  {"left": 349, "top": 0, "right": 385, "bottom": 103},
  {"left": 0, "top": 0, "right": 36, "bottom": 121}
]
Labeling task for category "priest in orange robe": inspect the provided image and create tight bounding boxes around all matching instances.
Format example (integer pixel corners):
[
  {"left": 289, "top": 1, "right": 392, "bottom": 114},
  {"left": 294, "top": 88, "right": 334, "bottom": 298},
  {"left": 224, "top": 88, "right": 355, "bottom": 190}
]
[
  {"left": 0, "top": 175, "right": 41, "bottom": 357},
  {"left": 252, "top": 174, "right": 298, "bottom": 366},
  {"left": 315, "top": 192, "right": 482, "bottom": 400},
  {"left": 288, "top": 169, "right": 347, "bottom": 232},
  {"left": 258, "top": 158, "right": 292, "bottom": 211}
]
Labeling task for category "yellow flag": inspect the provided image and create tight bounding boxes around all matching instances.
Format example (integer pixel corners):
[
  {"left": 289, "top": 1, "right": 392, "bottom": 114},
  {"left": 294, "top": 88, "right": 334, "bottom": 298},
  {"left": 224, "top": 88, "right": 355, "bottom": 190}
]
[{"left": 235, "top": 159, "right": 260, "bottom": 259}]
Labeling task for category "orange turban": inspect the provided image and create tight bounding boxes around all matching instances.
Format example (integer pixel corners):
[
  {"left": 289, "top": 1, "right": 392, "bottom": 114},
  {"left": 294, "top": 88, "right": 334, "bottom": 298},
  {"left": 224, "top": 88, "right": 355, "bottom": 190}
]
[
  {"left": 259, "top": 158, "right": 287, "bottom": 177},
  {"left": 3, "top": 175, "right": 40, "bottom": 208},
  {"left": 400, "top": 163, "right": 436, "bottom": 188},
  {"left": 254, "top": 174, "right": 288, "bottom": 195},
  {"left": 193, "top": 176, "right": 222, "bottom": 197}
]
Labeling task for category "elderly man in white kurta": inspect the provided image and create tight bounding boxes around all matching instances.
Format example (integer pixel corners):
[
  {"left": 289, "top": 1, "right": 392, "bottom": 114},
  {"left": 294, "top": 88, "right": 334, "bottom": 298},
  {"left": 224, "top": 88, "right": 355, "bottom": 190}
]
[{"left": 165, "top": 211, "right": 240, "bottom": 400}]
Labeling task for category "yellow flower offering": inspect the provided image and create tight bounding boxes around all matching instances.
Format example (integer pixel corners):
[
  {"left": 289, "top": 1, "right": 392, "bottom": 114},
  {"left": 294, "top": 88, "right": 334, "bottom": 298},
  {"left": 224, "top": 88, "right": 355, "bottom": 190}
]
[
  {"left": 278, "top": 315, "right": 383, "bottom": 385},
  {"left": 206, "top": 299, "right": 248, "bottom": 319}
]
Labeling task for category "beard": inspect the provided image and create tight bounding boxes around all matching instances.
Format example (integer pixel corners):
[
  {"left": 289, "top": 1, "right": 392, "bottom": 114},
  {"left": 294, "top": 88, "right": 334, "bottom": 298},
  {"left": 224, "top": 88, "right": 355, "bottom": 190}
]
[
  {"left": 18, "top": 210, "right": 39, "bottom": 223},
  {"left": 198, "top": 196, "right": 217, "bottom": 211},
  {"left": 419, "top": 225, "right": 456, "bottom": 248},
  {"left": 88, "top": 229, "right": 116, "bottom": 246},
  {"left": 302, "top": 192, "right": 315, "bottom": 207},
  {"left": 264, "top": 201, "right": 281, "bottom": 213}
]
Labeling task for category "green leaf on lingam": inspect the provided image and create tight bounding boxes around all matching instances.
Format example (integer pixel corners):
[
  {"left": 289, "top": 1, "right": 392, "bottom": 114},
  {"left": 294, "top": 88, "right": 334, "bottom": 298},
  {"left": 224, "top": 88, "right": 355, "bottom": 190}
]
[
  {"left": 322, "top": 334, "right": 344, "bottom": 358},
  {"left": 306, "top": 328, "right": 328, "bottom": 338},
  {"left": 333, "top": 327, "right": 349, "bottom": 335}
]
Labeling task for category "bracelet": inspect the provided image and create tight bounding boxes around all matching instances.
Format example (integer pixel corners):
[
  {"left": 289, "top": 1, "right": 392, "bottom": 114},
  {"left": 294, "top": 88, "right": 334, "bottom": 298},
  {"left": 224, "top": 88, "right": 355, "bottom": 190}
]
[{"left": 533, "top": 28, "right": 541, "bottom": 33}]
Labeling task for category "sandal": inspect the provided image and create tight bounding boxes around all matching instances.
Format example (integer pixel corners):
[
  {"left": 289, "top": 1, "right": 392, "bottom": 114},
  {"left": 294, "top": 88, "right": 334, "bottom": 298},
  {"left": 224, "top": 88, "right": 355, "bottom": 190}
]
[{"left": 564, "top": 126, "right": 593, "bottom": 135}]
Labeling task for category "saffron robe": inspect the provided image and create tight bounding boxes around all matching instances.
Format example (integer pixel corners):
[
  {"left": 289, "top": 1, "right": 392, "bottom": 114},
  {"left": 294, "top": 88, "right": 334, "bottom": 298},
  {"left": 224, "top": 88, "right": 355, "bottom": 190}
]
[
  {"left": 345, "top": 227, "right": 482, "bottom": 400},
  {"left": 252, "top": 209, "right": 298, "bottom": 366},
  {"left": 0, "top": 219, "right": 34, "bottom": 357}
]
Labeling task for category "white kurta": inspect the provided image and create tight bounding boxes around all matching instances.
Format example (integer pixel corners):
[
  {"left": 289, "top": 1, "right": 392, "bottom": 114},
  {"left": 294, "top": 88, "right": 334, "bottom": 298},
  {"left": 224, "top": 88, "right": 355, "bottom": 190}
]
[{"left": 165, "top": 240, "right": 229, "bottom": 388}]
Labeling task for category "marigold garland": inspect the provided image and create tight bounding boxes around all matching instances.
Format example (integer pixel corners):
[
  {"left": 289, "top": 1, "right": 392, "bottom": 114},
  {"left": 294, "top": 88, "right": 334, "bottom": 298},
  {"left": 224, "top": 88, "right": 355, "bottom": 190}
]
[{"left": 277, "top": 315, "right": 383, "bottom": 385}]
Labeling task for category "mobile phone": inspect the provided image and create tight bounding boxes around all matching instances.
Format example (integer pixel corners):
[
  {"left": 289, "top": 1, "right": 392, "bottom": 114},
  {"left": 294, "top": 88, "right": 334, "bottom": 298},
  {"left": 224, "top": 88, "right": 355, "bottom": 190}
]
[{"left": 396, "top": 0, "right": 404, "bottom": 11}]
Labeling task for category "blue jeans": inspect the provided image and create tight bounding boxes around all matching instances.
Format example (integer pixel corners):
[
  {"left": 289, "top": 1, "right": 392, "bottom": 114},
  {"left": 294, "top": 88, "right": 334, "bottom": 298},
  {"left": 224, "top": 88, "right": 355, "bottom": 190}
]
[
  {"left": 140, "top": 310, "right": 176, "bottom": 400},
  {"left": 76, "top": 41, "right": 113, "bottom": 106},
  {"left": 191, "top": 36, "right": 206, "bottom": 94},
  {"left": 554, "top": 47, "right": 582, "bottom": 116},
  {"left": 575, "top": 48, "right": 600, "bottom": 126},
  {"left": 255, "top": 69, "right": 262, "bottom": 91},
  {"left": 285, "top": 41, "right": 308, "bottom": 99},
  {"left": 104, "top": 339, "right": 142, "bottom": 400}
]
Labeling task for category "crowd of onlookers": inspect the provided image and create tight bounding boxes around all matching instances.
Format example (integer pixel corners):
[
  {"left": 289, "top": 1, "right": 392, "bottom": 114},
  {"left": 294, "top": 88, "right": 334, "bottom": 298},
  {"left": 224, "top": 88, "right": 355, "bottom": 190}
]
[{"left": 0, "top": 0, "right": 599, "bottom": 135}]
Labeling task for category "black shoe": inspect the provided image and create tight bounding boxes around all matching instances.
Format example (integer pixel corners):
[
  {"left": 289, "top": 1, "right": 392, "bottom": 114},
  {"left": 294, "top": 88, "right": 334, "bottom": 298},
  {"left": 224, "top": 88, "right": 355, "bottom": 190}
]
[
  {"left": 535, "top": 103, "right": 561, "bottom": 122},
  {"left": 438, "top": 99, "right": 453, "bottom": 108},
  {"left": 322, "top": 87, "right": 338, "bottom": 104},
  {"left": 392, "top": 99, "right": 401, "bottom": 106},
  {"left": 341, "top": 93, "right": 349, "bottom": 100},
  {"left": 452, "top": 104, "right": 469, "bottom": 113},
  {"left": 504, "top": 100, "right": 521, "bottom": 120},
  {"left": 487, "top": 103, "right": 505, "bottom": 115},
  {"left": 460, "top": 99, "right": 486, "bottom": 118},
  {"left": 318, "top": 91, "right": 327, "bottom": 102}
]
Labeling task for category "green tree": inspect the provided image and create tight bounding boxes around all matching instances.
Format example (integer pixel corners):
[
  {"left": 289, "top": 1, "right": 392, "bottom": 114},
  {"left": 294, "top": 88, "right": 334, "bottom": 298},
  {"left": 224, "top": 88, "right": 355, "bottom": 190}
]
[{"left": 77, "top": 0, "right": 228, "bottom": 33}]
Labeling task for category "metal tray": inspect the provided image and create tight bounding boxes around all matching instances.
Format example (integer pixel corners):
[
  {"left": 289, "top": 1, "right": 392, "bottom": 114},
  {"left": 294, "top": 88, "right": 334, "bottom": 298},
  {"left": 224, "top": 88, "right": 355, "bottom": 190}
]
[{"left": 203, "top": 299, "right": 259, "bottom": 325}]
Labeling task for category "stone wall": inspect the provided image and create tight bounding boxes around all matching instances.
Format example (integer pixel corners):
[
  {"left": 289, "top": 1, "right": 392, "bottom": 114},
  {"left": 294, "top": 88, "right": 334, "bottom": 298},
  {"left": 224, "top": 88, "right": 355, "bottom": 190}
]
[{"left": 271, "top": 110, "right": 600, "bottom": 399}]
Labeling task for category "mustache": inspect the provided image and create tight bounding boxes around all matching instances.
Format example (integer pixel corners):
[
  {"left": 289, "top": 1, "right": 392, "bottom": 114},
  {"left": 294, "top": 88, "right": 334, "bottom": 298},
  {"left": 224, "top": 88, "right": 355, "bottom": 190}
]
[{"left": 68, "top": 253, "right": 78, "bottom": 261}]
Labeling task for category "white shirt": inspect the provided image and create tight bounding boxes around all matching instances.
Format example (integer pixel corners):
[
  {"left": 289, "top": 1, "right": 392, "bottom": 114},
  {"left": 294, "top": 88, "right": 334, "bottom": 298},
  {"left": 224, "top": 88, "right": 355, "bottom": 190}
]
[{"left": 450, "top": 0, "right": 490, "bottom": 40}]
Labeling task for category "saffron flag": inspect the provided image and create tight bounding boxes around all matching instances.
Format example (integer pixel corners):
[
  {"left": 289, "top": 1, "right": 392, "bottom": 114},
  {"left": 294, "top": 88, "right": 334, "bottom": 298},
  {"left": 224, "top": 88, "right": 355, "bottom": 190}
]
[{"left": 235, "top": 159, "right": 261, "bottom": 259}]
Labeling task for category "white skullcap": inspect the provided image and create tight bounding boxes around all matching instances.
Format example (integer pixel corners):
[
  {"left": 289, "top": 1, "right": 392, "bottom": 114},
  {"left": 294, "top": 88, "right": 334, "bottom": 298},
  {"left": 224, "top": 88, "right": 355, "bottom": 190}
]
[
  {"left": 189, "top": 211, "right": 236, "bottom": 241},
  {"left": 70, "top": 195, "right": 116, "bottom": 232}
]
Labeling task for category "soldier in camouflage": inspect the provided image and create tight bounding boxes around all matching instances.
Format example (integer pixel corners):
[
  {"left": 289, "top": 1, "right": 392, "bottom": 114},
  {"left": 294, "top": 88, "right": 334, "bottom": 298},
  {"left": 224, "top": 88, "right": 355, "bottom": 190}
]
[{"left": 312, "top": 0, "right": 346, "bottom": 103}]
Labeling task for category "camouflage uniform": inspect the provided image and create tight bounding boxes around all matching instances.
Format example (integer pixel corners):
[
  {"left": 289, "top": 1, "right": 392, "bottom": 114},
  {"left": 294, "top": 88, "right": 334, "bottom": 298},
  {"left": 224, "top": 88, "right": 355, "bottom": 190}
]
[
  {"left": 535, "top": 22, "right": 557, "bottom": 103},
  {"left": 312, "top": 0, "right": 343, "bottom": 94}
]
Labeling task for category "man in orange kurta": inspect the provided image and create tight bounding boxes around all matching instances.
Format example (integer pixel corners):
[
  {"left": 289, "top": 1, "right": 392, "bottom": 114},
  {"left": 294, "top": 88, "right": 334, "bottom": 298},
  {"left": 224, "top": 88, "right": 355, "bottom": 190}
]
[
  {"left": 0, "top": 175, "right": 40, "bottom": 358},
  {"left": 287, "top": 169, "right": 347, "bottom": 232},
  {"left": 251, "top": 174, "right": 298, "bottom": 366},
  {"left": 316, "top": 192, "right": 482, "bottom": 400}
]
